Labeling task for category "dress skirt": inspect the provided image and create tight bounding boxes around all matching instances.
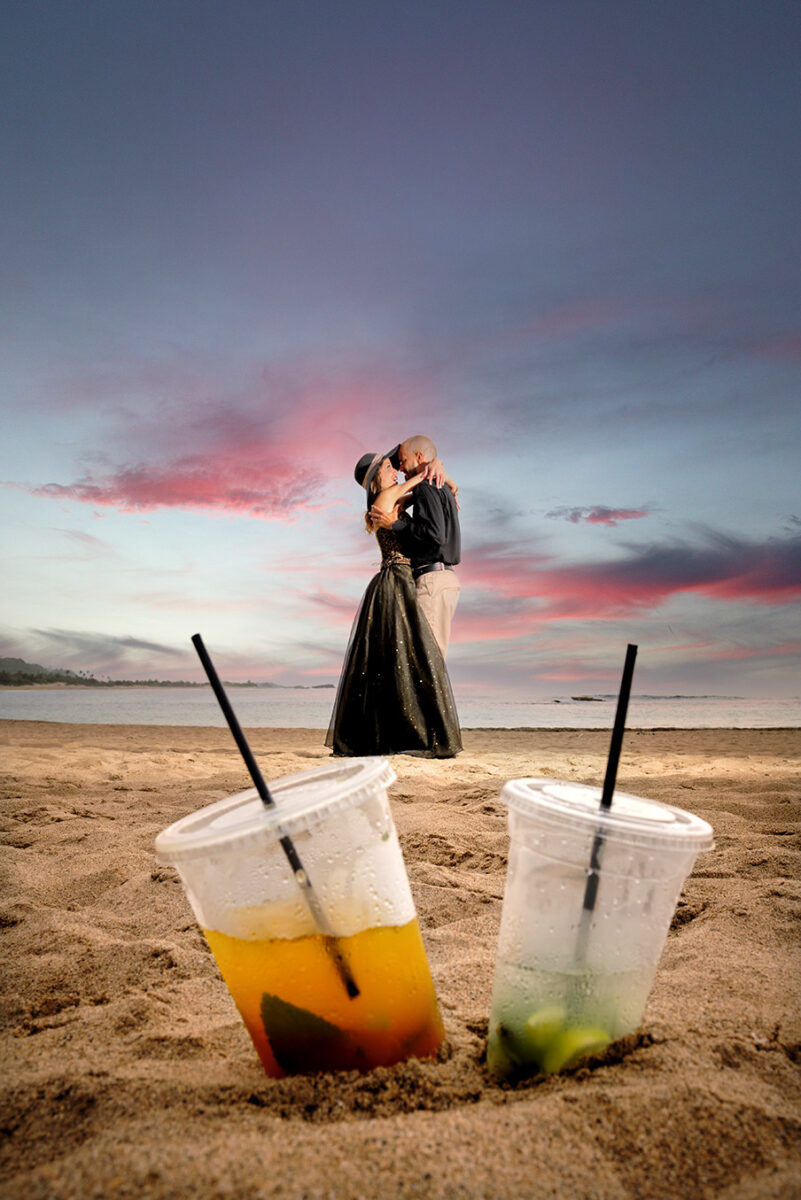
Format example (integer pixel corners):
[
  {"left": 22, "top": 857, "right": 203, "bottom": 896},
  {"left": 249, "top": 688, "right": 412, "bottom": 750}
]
[{"left": 326, "top": 561, "right": 462, "bottom": 758}]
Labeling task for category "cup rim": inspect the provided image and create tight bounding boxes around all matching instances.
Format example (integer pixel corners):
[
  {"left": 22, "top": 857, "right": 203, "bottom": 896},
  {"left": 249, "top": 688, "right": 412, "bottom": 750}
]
[
  {"left": 155, "top": 756, "right": 396, "bottom": 863},
  {"left": 500, "top": 777, "right": 714, "bottom": 851}
]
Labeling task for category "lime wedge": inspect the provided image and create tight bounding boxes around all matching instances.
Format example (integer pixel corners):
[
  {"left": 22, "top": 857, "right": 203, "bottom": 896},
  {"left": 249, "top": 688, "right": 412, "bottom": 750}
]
[
  {"left": 541, "top": 1025, "right": 611, "bottom": 1075},
  {"left": 523, "top": 1006, "right": 566, "bottom": 1054},
  {"left": 260, "top": 992, "right": 352, "bottom": 1075},
  {"left": 487, "top": 1022, "right": 527, "bottom": 1075}
]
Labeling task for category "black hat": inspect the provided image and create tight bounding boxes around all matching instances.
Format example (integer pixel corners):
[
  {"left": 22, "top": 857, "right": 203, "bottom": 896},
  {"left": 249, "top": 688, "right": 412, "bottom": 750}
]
[
  {"left": 354, "top": 446, "right": 401, "bottom": 492},
  {"left": 354, "top": 452, "right": 382, "bottom": 492}
]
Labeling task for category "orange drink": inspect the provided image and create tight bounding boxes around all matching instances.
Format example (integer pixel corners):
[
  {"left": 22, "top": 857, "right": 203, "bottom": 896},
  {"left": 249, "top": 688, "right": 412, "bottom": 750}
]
[
  {"left": 204, "top": 917, "right": 443, "bottom": 1076},
  {"left": 156, "top": 758, "right": 445, "bottom": 1078}
]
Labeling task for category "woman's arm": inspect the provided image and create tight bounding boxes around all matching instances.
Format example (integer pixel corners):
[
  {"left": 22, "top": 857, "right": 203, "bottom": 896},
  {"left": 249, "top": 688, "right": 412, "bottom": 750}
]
[
  {"left": 370, "top": 463, "right": 459, "bottom": 529},
  {"left": 371, "top": 471, "right": 427, "bottom": 515},
  {"left": 425, "top": 458, "right": 458, "bottom": 499},
  {"left": 376, "top": 461, "right": 457, "bottom": 508}
]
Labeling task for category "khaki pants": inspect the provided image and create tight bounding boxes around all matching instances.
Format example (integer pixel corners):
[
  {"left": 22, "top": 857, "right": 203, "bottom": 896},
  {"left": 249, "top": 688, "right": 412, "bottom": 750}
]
[{"left": 416, "top": 569, "right": 460, "bottom": 658}]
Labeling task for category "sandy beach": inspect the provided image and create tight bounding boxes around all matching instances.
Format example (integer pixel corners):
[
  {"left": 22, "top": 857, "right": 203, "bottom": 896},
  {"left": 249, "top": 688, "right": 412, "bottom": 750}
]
[{"left": 1, "top": 720, "right": 799, "bottom": 1199}]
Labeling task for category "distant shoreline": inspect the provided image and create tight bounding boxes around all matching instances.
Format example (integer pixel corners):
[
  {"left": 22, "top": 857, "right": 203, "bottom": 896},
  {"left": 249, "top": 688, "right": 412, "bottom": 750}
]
[{"left": 0, "top": 682, "right": 335, "bottom": 691}]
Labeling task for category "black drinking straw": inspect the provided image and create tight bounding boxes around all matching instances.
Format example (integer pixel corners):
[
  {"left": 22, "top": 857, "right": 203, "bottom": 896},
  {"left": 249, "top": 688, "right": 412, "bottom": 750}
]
[
  {"left": 191, "top": 633, "right": 359, "bottom": 999},
  {"left": 581, "top": 643, "right": 638, "bottom": 916}
]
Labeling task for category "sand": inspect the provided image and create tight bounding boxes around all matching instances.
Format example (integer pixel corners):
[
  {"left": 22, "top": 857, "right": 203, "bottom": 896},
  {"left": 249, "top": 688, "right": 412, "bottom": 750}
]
[{"left": 1, "top": 720, "right": 799, "bottom": 1199}]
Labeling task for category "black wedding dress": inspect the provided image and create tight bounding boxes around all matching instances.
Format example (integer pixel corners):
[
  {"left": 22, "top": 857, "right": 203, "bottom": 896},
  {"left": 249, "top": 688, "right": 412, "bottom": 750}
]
[{"left": 326, "top": 528, "right": 462, "bottom": 758}]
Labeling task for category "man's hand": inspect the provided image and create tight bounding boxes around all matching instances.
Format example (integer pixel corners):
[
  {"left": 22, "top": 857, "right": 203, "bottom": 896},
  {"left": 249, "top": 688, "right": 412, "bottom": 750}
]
[{"left": 370, "top": 505, "right": 393, "bottom": 530}]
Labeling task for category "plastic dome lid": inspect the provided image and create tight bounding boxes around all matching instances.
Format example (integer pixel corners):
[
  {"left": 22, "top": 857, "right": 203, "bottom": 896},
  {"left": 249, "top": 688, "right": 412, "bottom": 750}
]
[
  {"left": 155, "top": 757, "right": 396, "bottom": 863},
  {"left": 500, "top": 777, "right": 714, "bottom": 851}
]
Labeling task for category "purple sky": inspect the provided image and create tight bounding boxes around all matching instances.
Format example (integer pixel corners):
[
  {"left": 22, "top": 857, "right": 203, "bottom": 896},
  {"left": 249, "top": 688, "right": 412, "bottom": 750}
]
[{"left": 2, "top": 1, "right": 799, "bottom": 698}]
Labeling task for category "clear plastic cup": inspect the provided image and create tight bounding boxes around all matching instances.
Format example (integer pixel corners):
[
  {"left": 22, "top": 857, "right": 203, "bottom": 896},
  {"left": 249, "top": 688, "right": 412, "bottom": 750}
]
[
  {"left": 487, "top": 778, "right": 714, "bottom": 1078},
  {"left": 155, "top": 757, "right": 444, "bottom": 1077}
]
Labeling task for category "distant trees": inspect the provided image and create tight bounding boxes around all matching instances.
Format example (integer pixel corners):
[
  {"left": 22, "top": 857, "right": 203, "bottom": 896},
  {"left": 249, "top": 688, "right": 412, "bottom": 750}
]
[
  {"left": 0, "top": 657, "right": 328, "bottom": 688},
  {"left": 0, "top": 668, "right": 103, "bottom": 686},
  {"left": 0, "top": 670, "right": 207, "bottom": 687}
]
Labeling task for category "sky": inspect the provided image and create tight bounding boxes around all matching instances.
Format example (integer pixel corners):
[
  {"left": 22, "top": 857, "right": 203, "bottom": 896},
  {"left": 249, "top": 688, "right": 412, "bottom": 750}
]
[{"left": 1, "top": 0, "right": 800, "bottom": 700}]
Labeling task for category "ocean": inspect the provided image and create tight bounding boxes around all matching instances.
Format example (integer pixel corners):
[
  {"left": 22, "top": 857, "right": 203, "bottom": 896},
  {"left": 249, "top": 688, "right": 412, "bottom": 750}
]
[{"left": 0, "top": 687, "right": 798, "bottom": 729}]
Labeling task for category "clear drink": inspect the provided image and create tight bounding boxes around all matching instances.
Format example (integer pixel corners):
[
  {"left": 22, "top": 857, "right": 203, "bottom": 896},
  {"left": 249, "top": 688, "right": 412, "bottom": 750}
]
[
  {"left": 487, "top": 959, "right": 655, "bottom": 1077},
  {"left": 487, "top": 778, "right": 713, "bottom": 1078}
]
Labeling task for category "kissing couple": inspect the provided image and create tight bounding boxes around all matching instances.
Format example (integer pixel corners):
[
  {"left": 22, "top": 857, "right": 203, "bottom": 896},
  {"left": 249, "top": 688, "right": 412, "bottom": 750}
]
[{"left": 326, "top": 434, "right": 462, "bottom": 759}]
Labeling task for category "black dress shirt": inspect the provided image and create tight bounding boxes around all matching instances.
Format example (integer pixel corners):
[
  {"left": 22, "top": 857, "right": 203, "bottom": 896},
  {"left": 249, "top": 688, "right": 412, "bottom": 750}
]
[{"left": 391, "top": 481, "right": 461, "bottom": 570}]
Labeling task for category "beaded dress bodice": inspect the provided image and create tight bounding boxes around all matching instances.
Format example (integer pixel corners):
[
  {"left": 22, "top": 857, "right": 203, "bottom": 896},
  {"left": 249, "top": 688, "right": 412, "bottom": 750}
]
[{"left": 377, "top": 526, "right": 410, "bottom": 567}]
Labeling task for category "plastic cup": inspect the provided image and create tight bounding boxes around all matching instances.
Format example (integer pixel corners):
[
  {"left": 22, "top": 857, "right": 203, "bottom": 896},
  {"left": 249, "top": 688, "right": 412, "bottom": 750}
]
[
  {"left": 486, "top": 778, "right": 714, "bottom": 1078},
  {"left": 155, "top": 757, "right": 444, "bottom": 1077}
]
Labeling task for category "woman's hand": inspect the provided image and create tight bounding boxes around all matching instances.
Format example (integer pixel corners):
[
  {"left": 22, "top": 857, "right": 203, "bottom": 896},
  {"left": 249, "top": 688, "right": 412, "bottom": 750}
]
[
  {"left": 422, "top": 458, "right": 446, "bottom": 487},
  {"left": 421, "top": 459, "right": 459, "bottom": 505}
]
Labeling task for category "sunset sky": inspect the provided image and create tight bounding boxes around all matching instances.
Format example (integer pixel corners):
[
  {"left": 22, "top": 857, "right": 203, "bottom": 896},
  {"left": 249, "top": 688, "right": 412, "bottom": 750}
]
[{"left": 2, "top": 1, "right": 799, "bottom": 700}]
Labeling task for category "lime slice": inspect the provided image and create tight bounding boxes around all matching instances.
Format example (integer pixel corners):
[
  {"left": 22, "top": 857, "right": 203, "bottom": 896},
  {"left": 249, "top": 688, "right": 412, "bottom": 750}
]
[
  {"left": 540, "top": 1025, "right": 611, "bottom": 1075},
  {"left": 487, "top": 1022, "right": 527, "bottom": 1075},
  {"left": 523, "top": 1006, "right": 566, "bottom": 1054},
  {"left": 260, "top": 992, "right": 353, "bottom": 1074}
]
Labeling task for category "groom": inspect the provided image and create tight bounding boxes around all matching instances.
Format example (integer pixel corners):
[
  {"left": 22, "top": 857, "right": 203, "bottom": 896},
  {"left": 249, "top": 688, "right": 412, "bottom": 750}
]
[{"left": 371, "top": 434, "right": 461, "bottom": 658}]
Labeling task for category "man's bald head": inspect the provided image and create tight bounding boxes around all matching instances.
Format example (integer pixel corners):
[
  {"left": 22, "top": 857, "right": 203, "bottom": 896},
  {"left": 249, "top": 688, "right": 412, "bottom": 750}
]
[{"left": 398, "top": 435, "right": 437, "bottom": 476}]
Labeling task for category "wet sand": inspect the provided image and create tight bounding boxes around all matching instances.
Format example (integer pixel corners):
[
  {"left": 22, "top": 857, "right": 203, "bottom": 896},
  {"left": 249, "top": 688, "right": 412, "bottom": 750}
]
[{"left": 1, "top": 721, "right": 799, "bottom": 1198}]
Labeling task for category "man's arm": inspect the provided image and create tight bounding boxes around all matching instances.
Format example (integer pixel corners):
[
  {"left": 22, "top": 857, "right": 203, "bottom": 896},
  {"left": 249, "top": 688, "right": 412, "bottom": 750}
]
[
  {"left": 406, "top": 482, "right": 446, "bottom": 548},
  {"left": 380, "top": 483, "right": 445, "bottom": 558}
]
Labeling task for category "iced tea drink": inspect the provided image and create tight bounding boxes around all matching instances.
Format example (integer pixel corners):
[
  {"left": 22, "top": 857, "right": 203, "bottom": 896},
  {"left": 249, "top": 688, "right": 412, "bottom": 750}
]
[
  {"left": 156, "top": 758, "right": 444, "bottom": 1077},
  {"left": 204, "top": 917, "right": 442, "bottom": 1076}
]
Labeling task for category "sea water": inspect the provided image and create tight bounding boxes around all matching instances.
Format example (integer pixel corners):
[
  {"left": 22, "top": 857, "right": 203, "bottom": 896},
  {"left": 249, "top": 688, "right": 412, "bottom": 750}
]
[{"left": 0, "top": 687, "right": 797, "bottom": 728}]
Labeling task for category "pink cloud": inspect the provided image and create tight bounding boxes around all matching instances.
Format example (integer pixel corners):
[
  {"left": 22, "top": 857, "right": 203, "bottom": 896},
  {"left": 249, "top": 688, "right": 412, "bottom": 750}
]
[
  {"left": 547, "top": 505, "right": 650, "bottom": 527},
  {"left": 35, "top": 447, "right": 314, "bottom": 520},
  {"left": 299, "top": 528, "right": 801, "bottom": 651},
  {"left": 26, "top": 359, "right": 442, "bottom": 519},
  {"left": 451, "top": 530, "right": 801, "bottom": 642},
  {"left": 30, "top": 408, "right": 366, "bottom": 521}
]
